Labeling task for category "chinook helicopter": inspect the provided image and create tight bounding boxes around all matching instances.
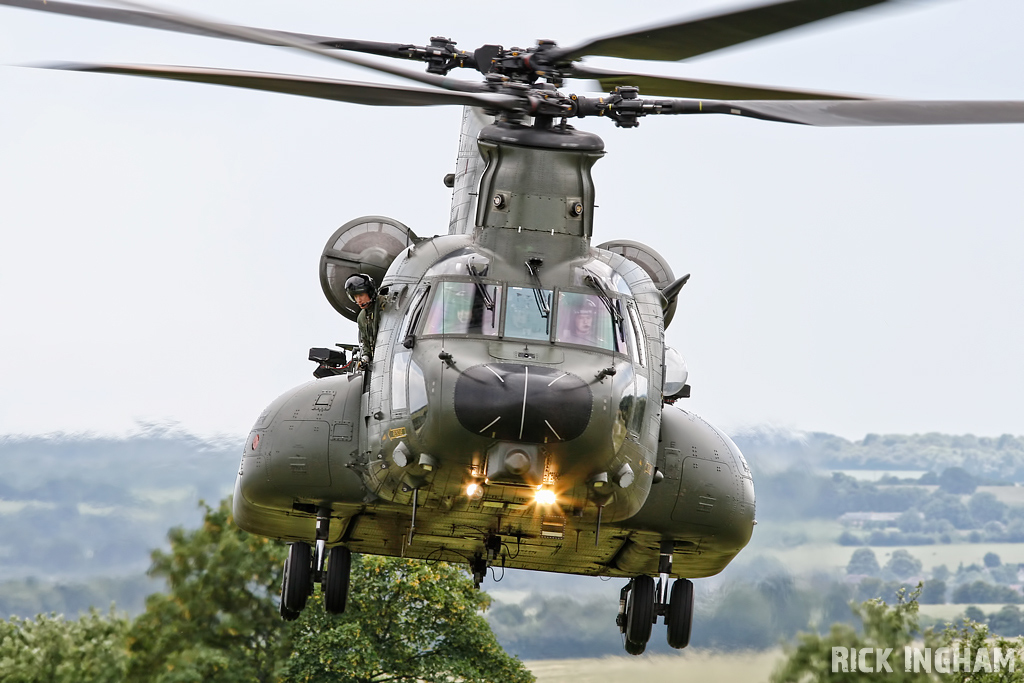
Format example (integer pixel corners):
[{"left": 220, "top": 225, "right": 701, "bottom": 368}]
[{"left": 7, "top": 0, "right": 1024, "bottom": 656}]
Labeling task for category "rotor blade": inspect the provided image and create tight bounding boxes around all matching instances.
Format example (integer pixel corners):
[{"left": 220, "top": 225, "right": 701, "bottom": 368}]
[
  {"left": 551, "top": 0, "right": 897, "bottom": 63},
  {"left": 6, "top": 0, "right": 485, "bottom": 94},
  {"left": 674, "top": 99, "right": 1024, "bottom": 126},
  {"left": 39, "top": 62, "right": 520, "bottom": 110},
  {"left": 569, "top": 64, "right": 873, "bottom": 101},
  {"left": 0, "top": 0, "right": 406, "bottom": 57}
]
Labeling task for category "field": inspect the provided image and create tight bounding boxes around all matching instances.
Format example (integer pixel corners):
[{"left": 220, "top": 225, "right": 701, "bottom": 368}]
[{"left": 526, "top": 650, "right": 783, "bottom": 683}]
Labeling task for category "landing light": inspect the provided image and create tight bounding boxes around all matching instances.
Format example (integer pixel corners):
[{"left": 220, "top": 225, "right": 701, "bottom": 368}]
[
  {"left": 535, "top": 488, "right": 557, "bottom": 506},
  {"left": 466, "top": 482, "right": 483, "bottom": 499}
]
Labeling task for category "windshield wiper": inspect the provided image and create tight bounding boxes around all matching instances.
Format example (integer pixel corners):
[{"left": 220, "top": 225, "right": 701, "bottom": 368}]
[
  {"left": 584, "top": 271, "right": 623, "bottom": 325},
  {"left": 468, "top": 264, "right": 495, "bottom": 311},
  {"left": 525, "top": 258, "right": 550, "bottom": 319}
]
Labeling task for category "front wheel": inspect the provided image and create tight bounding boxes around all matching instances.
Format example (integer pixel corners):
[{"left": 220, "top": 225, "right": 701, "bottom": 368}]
[
  {"left": 282, "top": 542, "right": 312, "bottom": 614},
  {"left": 666, "top": 578, "right": 694, "bottom": 649},
  {"left": 324, "top": 546, "right": 352, "bottom": 615},
  {"left": 625, "top": 575, "right": 655, "bottom": 646}
]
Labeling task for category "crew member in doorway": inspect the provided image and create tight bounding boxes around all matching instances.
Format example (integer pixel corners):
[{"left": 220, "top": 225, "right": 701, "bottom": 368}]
[{"left": 346, "top": 273, "right": 381, "bottom": 365}]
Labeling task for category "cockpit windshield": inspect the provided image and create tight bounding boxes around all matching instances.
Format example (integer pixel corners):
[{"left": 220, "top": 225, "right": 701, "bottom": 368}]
[
  {"left": 421, "top": 281, "right": 501, "bottom": 336},
  {"left": 418, "top": 280, "right": 628, "bottom": 354},
  {"left": 505, "top": 286, "right": 552, "bottom": 341},
  {"left": 555, "top": 292, "right": 618, "bottom": 351}
]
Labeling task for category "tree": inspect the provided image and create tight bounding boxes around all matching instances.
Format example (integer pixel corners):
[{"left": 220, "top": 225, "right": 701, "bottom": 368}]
[
  {"left": 771, "top": 589, "right": 1024, "bottom": 683},
  {"left": 0, "top": 608, "right": 129, "bottom": 683},
  {"left": 938, "top": 467, "right": 978, "bottom": 495},
  {"left": 282, "top": 555, "right": 534, "bottom": 683},
  {"left": 921, "top": 492, "right": 974, "bottom": 529},
  {"left": 936, "top": 618, "right": 1024, "bottom": 683},
  {"left": 847, "top": 548, "right": 881, "bottom": 576},
  {"left": 885, "top": 550, "right": 923, "bottom": 580},
  {"left": 127, "top": 498, "right": 291, "bottom": 683},
  {"left": 127, "top": 498, "right": 532, "bottom": 683},
  {"left": 984, "top": 552, "right": 1002, "bottom": 568},
  {"left": 770, "top": 588, "right": 925, "bottom": 682},
  {"left": 970, "top": 493, "right": 1008, "bottom": 525},
  {"left": 952, "top": 581, "right": 1023, "bottom": 605},
  {"left": 920, "top": 580, "right": 946, "bottom": 605},
  {"left": 988, "top": 605, "right": 1024, "bottom": 637},
  {"left": 896, "top": 510, "right": 924, "bottom": 533}
]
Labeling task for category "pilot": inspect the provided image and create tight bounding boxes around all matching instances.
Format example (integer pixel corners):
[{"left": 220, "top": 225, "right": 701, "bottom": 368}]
[
  {"left": 444, "top": 285, "right": 483, "bottom": 333},
  {"left": 562, "top": 298, "right": 600, "bottom": 346},
  {"left": 345, "top": 273, "right": 381, "bottom": 364}
]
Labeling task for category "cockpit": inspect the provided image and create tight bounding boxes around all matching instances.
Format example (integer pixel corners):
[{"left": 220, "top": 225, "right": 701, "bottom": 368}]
[{"left": 413, "top": 279, "right": 646, "bottom": 357}]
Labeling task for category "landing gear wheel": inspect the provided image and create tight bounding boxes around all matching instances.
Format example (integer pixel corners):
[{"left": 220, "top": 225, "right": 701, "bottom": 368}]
[
  {"left": 323, "top": 546, "right": 352, "bottom": 615},
  {"left": 624, "top": 638, "right": 646, "bottom": 656},
  {"left": 282, "top": 541, "right": 312, "bottom": 614},
  {"left": 666, "top": 578, "right": 694, "bottom": 649},
  {"left": 625, "top": 575, "right": 655, "bottom": 647}
]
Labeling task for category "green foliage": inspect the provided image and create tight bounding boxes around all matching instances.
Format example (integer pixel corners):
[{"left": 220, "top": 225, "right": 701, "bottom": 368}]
[
  {"left": 283, "top": 556, "right": 534, "bottom": 683},
  {"left": 771, "top": 588, "right": 1024, "bottom": 683},
  {"left": 964, "top": 606, "right": 986, "bottom": 623},
  {"left": 933, "top": 618, "right": 1024, "bottom": 683},
  {"left": 921, "top": 492, "right": 975, "bottom": 530},
  {"left": 854, "top": 578, "right": 916, "bottom": 604},
  {"left": 987, "top": 605, "right": 1024, "bottom": 636},
  {"left": 847, "top": 548, "right": 880, "bottom": 576},
  {"left": 920, "top": 580, "right": 947, "bottom": 605},
  {"left": 971, "top": 494, "right": 1009, "bottom": 525},
  {"left": 897, "top": 510, "right": 924, "bottom": 533},
  {"left": 127, "top": 498, "right": 291, "bottom": 683},
  {"left": 0, "top": 608, "right": 130, "bottom": 683},
  {"left": 939, "top": 467, "right": 979, "bottom": 495},
  {"left": 885, "top": 550, "right": 924, "bottom": 580},
  {"left": 951, "top": 581, "right": 1024, "bottom": 604},
  {"left": 123, "top": 498, "right": 529, "bottom": 683},
  {"left": 984, "top": 551, "right": 1002, "bottom": 568},
  {"left": 771, "top": 588, "right": 925, "bottom": 682}
]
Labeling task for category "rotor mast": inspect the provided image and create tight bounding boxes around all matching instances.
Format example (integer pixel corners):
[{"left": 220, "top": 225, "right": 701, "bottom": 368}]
[{"left": 471, "top": 119, "right": 605, "bottom": 260}]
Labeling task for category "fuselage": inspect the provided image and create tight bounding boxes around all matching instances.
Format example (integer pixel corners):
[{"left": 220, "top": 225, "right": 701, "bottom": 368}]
[{"left": 232, "top": 114, "right": 755, "bottom": 581}]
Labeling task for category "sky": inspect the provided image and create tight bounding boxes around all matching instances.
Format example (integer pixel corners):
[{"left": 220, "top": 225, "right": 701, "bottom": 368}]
[{"left": 1, "top": 0, "right": 1022, "bottom": 442}]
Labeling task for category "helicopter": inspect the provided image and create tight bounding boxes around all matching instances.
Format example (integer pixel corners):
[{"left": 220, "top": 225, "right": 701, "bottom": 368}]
[{"left": 5, "top": 0, "right": 1024, "bottom": 656}]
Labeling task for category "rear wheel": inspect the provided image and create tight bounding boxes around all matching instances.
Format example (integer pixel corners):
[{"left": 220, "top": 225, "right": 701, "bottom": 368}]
[
  {"left": 625, "top": 575, "right": 655, "bottom": 646},
  {"left": 666, "top": 578, "right": 694, "bottom": 649},
  {"left": 282, "top": 541, "right": 312, "bottom": 614},
  {"left": 324, "top": 546, "right": 352, "bottom": 615},
  {"left": 624, "top": 638, "right": 646, "bottom": 656}
]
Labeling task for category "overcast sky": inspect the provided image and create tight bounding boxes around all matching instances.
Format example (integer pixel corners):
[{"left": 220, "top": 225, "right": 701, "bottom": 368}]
[{"left": 1, "top": 0, "right": 1022, "bottom": 442}]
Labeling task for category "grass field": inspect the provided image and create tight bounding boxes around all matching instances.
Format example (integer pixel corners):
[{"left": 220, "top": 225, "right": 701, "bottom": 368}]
[{"left": 526, "top": 650, "right": 783, "bottom": 683}]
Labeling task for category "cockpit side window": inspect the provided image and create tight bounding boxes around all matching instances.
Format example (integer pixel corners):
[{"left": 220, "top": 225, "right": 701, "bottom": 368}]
[
  {"left": 627, "top": 302, "right": 648, "bottom": 367},
  {"left": 420, "top": 281, "right": 501, "bottom": 337},
  {"left": 555, "top": 292, "right": 616, "bottom": 351},
  {"left": 399, "top": 285, "right": 430, "bottom": 347},
  {"left": 504, "top": 286, "right": 552, "bottom": 341}
]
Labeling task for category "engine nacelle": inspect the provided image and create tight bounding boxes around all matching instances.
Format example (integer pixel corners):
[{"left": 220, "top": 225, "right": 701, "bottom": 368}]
[{"left": 614, "top": 406, "right": 755, "bottom": 577}]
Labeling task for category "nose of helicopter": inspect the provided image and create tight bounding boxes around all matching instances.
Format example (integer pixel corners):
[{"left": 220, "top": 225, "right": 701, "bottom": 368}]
[{"left": 453, "top": 363, "right": 592, "bottom": 443}]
